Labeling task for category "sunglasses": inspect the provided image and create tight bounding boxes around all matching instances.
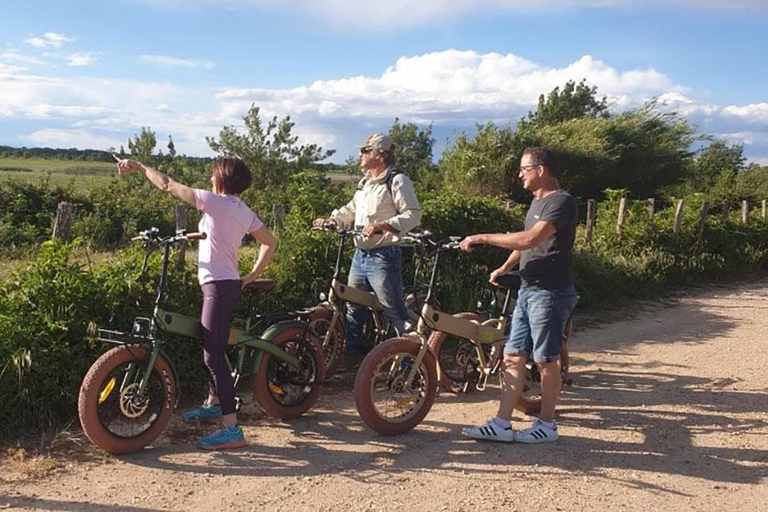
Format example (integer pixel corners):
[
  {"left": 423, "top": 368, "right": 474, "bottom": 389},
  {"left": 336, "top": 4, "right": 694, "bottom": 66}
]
[
  {"left": 518, "top": 164, "right": 540, "bottom": 174},
  {"left": 360, "top": 147, "right": 374, "bottom": 154}
]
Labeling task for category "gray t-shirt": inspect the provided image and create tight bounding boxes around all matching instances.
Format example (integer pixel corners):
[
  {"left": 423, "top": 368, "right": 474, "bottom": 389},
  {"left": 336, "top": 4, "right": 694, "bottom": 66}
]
[{"left": 519, "top": 189, "right": 578, "bottom": 290}]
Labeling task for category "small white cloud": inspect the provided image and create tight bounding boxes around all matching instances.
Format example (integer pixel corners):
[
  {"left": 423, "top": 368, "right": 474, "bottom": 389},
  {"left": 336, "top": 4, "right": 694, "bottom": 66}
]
[
  {"left": 157, "top": 104, "right": 175, "bottom": 112},
  {"left": 0, "top": 50, "right": 46, "bottom": 66},
  {"left": 25, "top": 32, "right": 75, "bottom": 48},
  {"left": 139, "top": 54, "right": 215, "bottom": 70},
  {"left": 722, "top": 103, "right": 768, "bottom": 124},
  {"left": 66, "top": 52, "right": 98, "bottom": 67}
]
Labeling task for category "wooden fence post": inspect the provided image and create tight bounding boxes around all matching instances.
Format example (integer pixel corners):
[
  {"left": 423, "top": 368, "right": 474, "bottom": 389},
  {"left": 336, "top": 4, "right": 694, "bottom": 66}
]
[
  {"left": 741, "top": 200, "right": 750, "bottom": 225},
  {"left": 585, "top": 199, "right": 596, "bottom": 247},
  {"left": 646, "top": 198, "right": 656, "bottom": 232},
  {"left": 616, "top": 197, "right": 628, "bottom": 236},
  {"left": 175, "top": 204, "right": 188, "bottom": 270},
  {"left": 721, "top": 200, "right": 730, "bottom": 222},
  {"left": 762, "top": 200, "right": 767, "bottom": 221},
  {"left": 697, "top": 200, "right": 709, "bottom": 238},
  {"left": 272, "top": 203, "right": 285, "bottom": 233},
  {"left": 52, "top": 201, "right": 74, "bottom": 241},
  {"left": 673, "top": 199, "right": 685, "bottom": 235}
]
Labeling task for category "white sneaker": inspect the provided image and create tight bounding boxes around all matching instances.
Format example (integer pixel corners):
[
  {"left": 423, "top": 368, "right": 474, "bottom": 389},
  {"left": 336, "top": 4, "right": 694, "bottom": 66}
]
[
  {"left": 462, "top": 419, "right": 514, "bottom": 443},
  {"left": 515, "top": 419, "right": 558, "bottom": 443}
]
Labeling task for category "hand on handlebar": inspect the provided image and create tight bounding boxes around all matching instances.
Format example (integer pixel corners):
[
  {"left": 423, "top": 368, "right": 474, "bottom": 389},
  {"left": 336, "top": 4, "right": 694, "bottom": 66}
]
[
  {"left": 459, "top": 234, "right": 482, "bottom": 252},
  {"left": 489, "top": 267, "right": 506, "bottom": 287},
  {"left": 312, "top": 217, "right": 336, "bottom": 229},
  {"left": 361, "top": 222, "right": 386, "bottom": 237}
]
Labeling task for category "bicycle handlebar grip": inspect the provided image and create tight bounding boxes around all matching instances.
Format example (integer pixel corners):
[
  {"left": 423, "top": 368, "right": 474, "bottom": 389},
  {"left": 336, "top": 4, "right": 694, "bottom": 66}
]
[{"left": 186, "top": 232, "right": 207, "bottom": 241}]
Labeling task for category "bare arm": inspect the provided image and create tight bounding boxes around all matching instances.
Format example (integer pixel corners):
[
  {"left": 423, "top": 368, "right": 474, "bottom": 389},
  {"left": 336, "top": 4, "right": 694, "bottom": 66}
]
[
  {"left": 113, "top": 154, "right": 196, "bottom": 206},
  {"left": 489, "top": 251, "right": 521, "bottom": 285},
  {"left": 241, "top": 226, "right": 278, "bottom": 288},
  {"left": 459, "top": 220, "right": 556, "bottom": 252}
]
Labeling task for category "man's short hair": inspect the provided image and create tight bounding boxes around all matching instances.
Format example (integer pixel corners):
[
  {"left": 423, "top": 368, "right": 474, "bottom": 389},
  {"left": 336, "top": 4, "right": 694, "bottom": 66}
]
[
  {"left": 522, "top": 147, "right": 558, "bottom": 176},
  {"left": 212, "top": 157, "right": 253, "bottom": 195}
]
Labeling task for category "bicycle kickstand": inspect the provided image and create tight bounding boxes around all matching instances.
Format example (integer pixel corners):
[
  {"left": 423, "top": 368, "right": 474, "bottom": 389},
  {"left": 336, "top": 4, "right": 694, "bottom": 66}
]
[{"left": 475, "top": 372, "right": 490, "bottom": 392}]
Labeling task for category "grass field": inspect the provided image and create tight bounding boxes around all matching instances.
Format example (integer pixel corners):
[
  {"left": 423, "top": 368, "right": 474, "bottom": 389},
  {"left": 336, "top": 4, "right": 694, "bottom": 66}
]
[
  {"left": 0, "top": 156, "right": 357, "bottom": 187},
  {"left": 0, "top": 157, "right": 116, "bottom": 189}
]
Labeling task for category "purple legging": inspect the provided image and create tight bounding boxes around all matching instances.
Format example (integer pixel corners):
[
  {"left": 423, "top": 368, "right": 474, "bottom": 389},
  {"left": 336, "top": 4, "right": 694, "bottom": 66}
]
[{"left": 200, "top": 280, "right": 242, "bottom": 416}]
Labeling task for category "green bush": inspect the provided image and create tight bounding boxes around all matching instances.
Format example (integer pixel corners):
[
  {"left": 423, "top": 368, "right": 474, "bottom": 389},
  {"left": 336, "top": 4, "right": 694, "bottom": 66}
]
[{"left": 3, "top": 183, "right": 768, "bottom": 441}]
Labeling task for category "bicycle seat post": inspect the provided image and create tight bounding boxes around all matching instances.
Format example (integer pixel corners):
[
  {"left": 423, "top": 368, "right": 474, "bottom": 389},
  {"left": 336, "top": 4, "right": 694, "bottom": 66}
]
[{"left": 244, "top": 289, "right": 257, "bottom": 330}]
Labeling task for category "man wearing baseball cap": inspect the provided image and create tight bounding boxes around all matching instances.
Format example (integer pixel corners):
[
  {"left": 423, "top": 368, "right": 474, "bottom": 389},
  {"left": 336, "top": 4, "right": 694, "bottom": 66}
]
[{"left": 313, "top": 132, "right": 422, "bottom": 369}]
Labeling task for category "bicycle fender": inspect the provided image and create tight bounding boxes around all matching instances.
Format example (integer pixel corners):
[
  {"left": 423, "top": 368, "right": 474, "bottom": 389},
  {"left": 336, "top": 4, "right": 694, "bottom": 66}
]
[
  {"left": 249, "top": 320, "right": 307, "bottom": 374},
  {"left": 159, "top": 349, "right": 180, "bottom": 410},
  {"left": 260, "top": 320, "right": 307, "bottom": 342}
]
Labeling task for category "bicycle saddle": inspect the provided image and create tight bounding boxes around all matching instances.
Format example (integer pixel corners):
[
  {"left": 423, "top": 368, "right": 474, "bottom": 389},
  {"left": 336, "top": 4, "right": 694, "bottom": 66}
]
[
  {"left": 494, "top": 272, "right": 521, "bottom": 290},
  {"left": 244, "top": 279, "right": 276, "bottom": 292}
]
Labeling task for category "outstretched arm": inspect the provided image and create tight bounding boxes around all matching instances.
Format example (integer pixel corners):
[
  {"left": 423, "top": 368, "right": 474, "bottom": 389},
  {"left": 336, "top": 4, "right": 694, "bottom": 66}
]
[
  {"left": 459, "top": 220, "right": 556, "bottom": 252},
  {"left": 113, "top": 154, "right": 196, "bottom": 206}
]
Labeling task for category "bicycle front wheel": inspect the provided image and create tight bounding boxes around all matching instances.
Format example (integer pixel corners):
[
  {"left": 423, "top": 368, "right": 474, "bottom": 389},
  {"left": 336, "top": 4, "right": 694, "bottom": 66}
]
[
  {"left": 354, "top": 337, "right": 438, "bottom": 435},
  {"left": 78, "top": 345, "right": 176, "bottom": 454},
  {"left": 515, "top": 317, "right": 573, "bottom": 415},
  {"left": 253, "top": 326, "right": 324, "bottom": 420}
]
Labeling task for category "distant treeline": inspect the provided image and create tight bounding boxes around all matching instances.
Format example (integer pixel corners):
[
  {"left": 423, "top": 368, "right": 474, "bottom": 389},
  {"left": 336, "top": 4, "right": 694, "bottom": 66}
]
[
  {"left": 0, "top": 145, "right": 116, "bottom": 161},
  {"left": 0, "top": 144, "right": 349, "bottom": 172}
]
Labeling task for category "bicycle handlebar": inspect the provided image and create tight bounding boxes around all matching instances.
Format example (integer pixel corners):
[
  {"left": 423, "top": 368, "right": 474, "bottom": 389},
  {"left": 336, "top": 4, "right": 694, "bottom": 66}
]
[
  {"left": 313, "top": 223, "right": 463, "bottom": 251},
  {"left": 132, "top": 228, "right": 207, "bottom": 245}
]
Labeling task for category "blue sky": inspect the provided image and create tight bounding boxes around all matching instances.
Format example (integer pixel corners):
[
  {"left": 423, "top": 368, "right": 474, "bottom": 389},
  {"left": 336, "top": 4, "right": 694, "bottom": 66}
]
[{"left": 1, "top": 0, "right": 767, "bottom": 164}]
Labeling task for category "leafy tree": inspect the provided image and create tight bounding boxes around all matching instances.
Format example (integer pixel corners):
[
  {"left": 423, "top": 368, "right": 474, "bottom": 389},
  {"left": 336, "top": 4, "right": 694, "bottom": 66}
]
[
  {"left": 531, "top": 103, "right": 697, "bottom": 199},
  {"left": 686, "top": 141, "right": 746, "bottom": 191},
  {"left": 206, "top": 105, "right": 335, "bottom": 191},
  {"left": 167, "top": 135, "right": 176, "bottom": 158},
  {"left": 438, "top": 123, "right": 519, "bottom": 198},
  {"left": 388, "top": 118, "right": 435, "bottom": 185},
  {"left": 127, "top": 127, "right": 158, "bottom": 161},
  {"left": 523, "top": 79, "right": 609, "bottom": 127}
]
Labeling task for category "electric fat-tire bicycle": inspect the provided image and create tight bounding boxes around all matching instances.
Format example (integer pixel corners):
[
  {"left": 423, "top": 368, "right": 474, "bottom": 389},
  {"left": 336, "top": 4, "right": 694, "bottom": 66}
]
[
  {"left": 427, "top": 272, "right": 573, "bottom": 415},
  {"left": 354, "top": 234, "right": 574, "bottom": 435},
  {"left": 78, "top": 228, "right": 324, "bottom": 454},
  {"left": 308, "top": 225, "right": 431, "bottom": 379}
]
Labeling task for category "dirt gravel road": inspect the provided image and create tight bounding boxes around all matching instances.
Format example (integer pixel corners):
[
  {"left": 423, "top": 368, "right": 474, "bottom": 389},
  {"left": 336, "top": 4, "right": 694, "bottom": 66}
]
[{"left": 2, "top": 280, "right": 768, "bottom": 511}]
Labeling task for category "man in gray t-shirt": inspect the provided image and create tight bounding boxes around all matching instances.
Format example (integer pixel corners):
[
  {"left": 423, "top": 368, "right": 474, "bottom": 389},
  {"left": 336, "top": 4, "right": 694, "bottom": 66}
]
[{"left": 458, "top": 146, "right": 578, "bottom": 444}]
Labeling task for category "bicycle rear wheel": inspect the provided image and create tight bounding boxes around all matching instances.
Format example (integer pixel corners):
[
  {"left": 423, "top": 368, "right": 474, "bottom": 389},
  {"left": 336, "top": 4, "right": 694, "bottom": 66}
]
[
  {"left": 253, "top": 326, "right": 324, "bottom": 420},
  {"left": 308, "top": 304, "right": 345, "bottom": 380},
  {"left": 427, "top": 312, "right": 483, "bottom": 391},
  {"left": 354, "top": 337, "right": 438, "bottom": 435},
  {"left": 78, "top": 345, "right": 176, "bottom": 454},
  {"left": 515, "top": 317, "right": 573, "bottom": 415}
]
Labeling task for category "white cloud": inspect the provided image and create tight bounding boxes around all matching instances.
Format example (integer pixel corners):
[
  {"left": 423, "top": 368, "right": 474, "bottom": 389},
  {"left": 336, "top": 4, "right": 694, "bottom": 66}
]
[
  {"left": 0, "top": 50, "right": 47, "bottom": 66},
  {"left": 721, "top": 103, "right": 768, "bottom": 124},
  {"left": 25, "top": 32, "right": 75, "bottom": 48},
  {"left": 139, "top": 54, "right": 215, "bottom": 70},
  {"left": 66, "top": 52, "right": 99, "bottom": 67},
  {"left": 216, "top": 51, "right": 675, "bottom": 127},
  {"left": 2, "top": 48, "right": 767, "bottom": 162}
]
